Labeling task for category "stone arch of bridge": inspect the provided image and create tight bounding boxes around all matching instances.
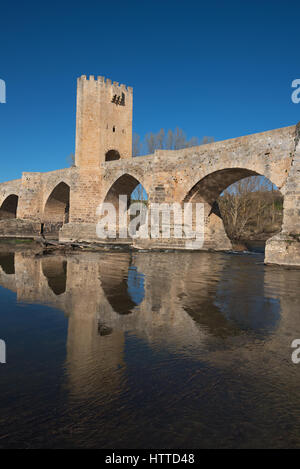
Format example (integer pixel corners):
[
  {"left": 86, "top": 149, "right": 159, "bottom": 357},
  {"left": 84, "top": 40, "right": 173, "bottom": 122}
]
[
  {"left": 0, "top": 194, "right": 19, "bottom": 220},
  {"left": 43, "top": 182, "right": 70, "bottom": 225},
  {"left": 103, "top": 173, "right": 148, "bottom": 208},
  {"left": 182, "top": 167, "right": 284, "bottom": 252},
  {"left": 102, "top": 173, "right": 149, "bottom": 239},
  {"left": 183, "top": 168, "right": 259, "bottom": 206},
  {"left": 181, "top": 150, "right": 288, "bottom": 201}
]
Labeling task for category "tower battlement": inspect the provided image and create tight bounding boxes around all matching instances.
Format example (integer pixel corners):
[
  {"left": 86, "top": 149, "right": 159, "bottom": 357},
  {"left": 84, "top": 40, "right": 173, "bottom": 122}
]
[
  {"left": 75, "top": 75, "right": 133, "bottom": 168},
  {"left": 78, "top": 75, "right": 133, "bottom": 94}
]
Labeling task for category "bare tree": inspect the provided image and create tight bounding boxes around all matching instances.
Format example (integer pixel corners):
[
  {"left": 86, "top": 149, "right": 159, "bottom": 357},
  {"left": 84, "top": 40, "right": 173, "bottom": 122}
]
[
  {"left": 218, "top": 176, "right": 283, "bottom": 241},
  {"left": 145, "top": 132, "right": 157, "bottom": 154},
  {"left": 133, "top": 128, "right": 213, "bottom": 155},
  {"left": 132, "top": 133, "right": 142, "bottom": 157},
  {"left": 201, "top": 136, "right": 214, "bottom": 145},
  {"left": 187, "top": 136, "right": 199, "bottom": 147},
  {"left": 156, "top": 128, "right": 165, "bottom": 150},
  {"left": 67, "top": 153, "right": 75, "bottom": 167},
  {"left": 173, "top": 127, "right": 187, "bottom": 150},
  {"left": 166, "top": 129, "right": 174, "bottom": 150}
]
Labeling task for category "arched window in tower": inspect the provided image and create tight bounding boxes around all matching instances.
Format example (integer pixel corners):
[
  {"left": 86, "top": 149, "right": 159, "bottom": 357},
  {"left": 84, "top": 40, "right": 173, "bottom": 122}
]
[{"left": 105, "top": 150, "right": 120, "bottom": 162}]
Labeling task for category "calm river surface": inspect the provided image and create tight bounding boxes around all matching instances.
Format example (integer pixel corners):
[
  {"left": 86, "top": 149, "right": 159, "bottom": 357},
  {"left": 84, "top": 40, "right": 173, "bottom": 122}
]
[{"left": 0, "top": 248, "right": 300, "bottom": 448}]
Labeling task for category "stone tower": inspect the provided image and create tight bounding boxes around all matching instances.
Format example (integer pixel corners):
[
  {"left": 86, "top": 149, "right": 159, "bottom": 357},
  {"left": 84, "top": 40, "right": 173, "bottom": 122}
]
[{"left": 75, "top": 75, "right": 133, "bottom": 168}]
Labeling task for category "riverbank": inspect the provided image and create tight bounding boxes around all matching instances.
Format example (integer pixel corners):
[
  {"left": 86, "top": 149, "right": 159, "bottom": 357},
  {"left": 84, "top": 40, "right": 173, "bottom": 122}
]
[{"left": 0, "top": 236, "right": 267, "bottom": 256}]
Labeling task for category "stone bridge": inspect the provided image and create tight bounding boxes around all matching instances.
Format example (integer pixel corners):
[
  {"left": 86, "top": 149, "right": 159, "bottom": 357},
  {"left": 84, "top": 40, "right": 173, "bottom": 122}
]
[{"left": 0, "top": 75, "right": 299, "bottom": 266}]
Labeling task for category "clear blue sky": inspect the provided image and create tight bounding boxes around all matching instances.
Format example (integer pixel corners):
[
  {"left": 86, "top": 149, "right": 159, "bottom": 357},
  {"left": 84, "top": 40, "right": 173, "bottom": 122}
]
[{"left": 0, "top": 0, "right": 299, "bottom": 183}]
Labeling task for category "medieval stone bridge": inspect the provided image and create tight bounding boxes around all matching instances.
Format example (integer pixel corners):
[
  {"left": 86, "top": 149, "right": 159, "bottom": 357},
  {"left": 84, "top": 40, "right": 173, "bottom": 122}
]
[{"left": 0, "top": 75, "right": 299, "bottom": 266}]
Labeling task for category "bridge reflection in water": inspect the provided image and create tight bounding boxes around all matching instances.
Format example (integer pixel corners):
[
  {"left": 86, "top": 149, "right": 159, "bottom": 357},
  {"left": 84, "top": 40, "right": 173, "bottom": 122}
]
[{"left": 0, "top": 248, "right": 300, "bottom": 448}]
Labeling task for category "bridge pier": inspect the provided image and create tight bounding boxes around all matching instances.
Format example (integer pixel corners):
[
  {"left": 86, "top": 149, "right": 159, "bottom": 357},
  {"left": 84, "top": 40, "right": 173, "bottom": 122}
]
[
  {"left": 196, "top": 205, "right": 232, "bottom": 252},
  {"left": 265, "top": 124, "right": 300, "bottom": 267},
  {"left": 265, "top": 233, "right": 300, "bottom": 267}
]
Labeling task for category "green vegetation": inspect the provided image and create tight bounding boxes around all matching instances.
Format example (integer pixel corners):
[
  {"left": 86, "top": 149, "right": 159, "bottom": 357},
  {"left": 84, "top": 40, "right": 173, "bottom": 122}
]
[{"left": 0, "top": 238, "right": 34, "bottom": 244}]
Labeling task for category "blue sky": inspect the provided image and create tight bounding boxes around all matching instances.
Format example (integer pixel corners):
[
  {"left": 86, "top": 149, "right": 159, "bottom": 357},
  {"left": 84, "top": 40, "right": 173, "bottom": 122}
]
[{"left": 0, "top": 0, "right": 299, "bottom": 183}]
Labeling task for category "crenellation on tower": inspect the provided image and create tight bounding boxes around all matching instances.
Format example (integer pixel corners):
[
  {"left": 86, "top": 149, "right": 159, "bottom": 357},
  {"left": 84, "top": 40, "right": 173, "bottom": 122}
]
[{"left": 79, "top": 75, "right": 133, "bottom": 93}]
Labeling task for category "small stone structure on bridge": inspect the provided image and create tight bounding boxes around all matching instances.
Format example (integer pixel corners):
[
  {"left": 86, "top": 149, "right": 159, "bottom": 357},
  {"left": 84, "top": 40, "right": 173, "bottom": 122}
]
[{"left": 0, "top": 75, "right": 299, "bottom": 266}]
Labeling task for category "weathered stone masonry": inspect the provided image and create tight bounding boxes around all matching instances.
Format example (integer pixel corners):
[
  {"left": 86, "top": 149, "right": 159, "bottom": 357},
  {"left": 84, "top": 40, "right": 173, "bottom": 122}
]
[{"left": 0, "top": 75, "right": 299, "bottom": 266}]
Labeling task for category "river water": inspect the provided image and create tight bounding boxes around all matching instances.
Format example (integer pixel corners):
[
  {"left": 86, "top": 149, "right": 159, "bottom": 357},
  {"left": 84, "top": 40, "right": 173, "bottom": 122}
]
[{"left": 0, "top": 248, "right": 300, "bottom": 448}]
